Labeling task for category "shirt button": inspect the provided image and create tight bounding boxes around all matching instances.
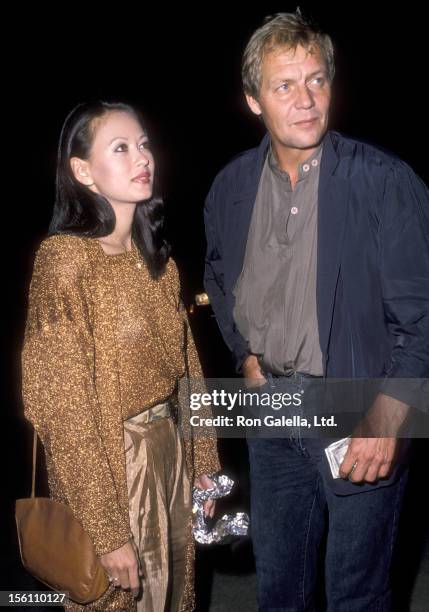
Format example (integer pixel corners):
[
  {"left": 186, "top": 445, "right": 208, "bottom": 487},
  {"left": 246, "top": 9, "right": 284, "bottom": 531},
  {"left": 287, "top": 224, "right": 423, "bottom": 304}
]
[
  {"left": 311, "top": 159, "right": 318, "bottom": 167},
  {"left": 291, "top": 206, "right": 298, "bottom": 215},
  {"left": 303, "top": 164, "right": 310, "bottom": 172}
]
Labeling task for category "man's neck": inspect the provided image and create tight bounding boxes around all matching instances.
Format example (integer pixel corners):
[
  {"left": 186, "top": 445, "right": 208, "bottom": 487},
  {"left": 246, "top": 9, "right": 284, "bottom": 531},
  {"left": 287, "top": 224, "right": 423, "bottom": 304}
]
[{"left": 271, "top": 142, "right": 322, "bottom": 188}]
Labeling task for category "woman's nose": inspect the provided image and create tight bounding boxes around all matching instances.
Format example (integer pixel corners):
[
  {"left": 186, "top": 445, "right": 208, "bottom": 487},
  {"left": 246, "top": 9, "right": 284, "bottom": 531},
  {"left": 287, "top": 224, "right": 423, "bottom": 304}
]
[{"left": 135, "top": 149, "right": 150, "bottom": 165}]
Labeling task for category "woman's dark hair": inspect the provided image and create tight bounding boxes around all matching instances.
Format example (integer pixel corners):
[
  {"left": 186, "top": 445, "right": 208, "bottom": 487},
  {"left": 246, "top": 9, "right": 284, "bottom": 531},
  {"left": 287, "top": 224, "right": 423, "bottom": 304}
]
[{"left": 49, "top": 100, "right": 170, "bottom": 278}]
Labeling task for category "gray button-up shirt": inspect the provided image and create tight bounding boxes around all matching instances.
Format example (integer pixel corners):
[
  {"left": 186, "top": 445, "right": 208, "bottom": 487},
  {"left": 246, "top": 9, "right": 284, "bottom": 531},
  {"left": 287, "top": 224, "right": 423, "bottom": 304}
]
[{"left": 233, "top": 143, "right": 324, "bottom": 376}]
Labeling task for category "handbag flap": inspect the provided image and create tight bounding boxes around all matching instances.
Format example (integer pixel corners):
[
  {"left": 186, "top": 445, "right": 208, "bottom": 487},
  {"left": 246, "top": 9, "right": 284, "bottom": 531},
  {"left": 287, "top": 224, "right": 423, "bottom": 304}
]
[{"left": 15, "top": 497, "right": 109, "bottom": 604}]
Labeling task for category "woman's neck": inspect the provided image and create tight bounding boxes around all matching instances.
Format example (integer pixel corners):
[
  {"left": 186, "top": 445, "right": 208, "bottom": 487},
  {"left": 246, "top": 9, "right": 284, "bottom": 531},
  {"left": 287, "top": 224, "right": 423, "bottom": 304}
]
[{"left": 99, "top": 202, "right": 136, "bottom": 252}]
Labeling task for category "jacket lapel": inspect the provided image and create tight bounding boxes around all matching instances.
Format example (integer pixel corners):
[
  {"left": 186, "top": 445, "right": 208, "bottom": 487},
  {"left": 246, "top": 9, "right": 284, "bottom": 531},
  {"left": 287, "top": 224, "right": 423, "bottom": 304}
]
[
  {"left": 228, "top": 133, "right": 270, "bottom": 287},
  {"left": 317, "top": 132, "right": 350, "bottom": 364}
]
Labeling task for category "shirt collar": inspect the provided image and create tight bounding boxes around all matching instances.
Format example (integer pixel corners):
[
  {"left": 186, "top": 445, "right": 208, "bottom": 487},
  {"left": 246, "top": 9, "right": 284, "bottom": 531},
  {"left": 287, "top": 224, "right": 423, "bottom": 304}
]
[{"left": 268, "top": 141, "right": 324, "bottom": 184}]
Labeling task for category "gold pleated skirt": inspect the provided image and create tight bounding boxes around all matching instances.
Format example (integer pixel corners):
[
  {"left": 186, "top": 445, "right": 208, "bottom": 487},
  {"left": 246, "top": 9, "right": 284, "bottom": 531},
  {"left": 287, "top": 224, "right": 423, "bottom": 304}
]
[
  {"left": 65, "top": 403, "right": 193, "bottom": 611},
  {"left": 125, "top": 404, "right": 192, "bottom": 611}
]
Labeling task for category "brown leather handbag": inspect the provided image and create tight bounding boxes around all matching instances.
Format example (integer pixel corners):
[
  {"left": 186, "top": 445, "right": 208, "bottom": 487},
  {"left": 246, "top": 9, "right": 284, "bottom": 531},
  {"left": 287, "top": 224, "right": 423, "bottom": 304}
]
[{"left": 15, "top": 429, "right": 110, "bottom": 604}]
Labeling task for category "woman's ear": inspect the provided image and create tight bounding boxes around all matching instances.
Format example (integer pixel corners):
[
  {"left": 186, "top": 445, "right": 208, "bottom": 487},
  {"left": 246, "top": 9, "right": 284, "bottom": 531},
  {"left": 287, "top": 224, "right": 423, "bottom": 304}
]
[{"left": 70, "top": 157, "right": 95, "bottom": 187}]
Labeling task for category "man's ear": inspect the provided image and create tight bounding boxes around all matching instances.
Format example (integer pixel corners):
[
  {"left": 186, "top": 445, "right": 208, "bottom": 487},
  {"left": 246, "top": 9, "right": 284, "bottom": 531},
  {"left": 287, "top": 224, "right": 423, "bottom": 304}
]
[
  {"left": 245, "top": 94, "right": 262, "bottom": 117},
  {"left": 70, "top": 157, "right": 95, "bottom": 187}
]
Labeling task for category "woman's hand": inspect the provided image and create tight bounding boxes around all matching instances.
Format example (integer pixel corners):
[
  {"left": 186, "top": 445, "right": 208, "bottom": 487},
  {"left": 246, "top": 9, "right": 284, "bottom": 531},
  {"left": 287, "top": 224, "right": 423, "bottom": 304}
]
[
  {"left": 100, "top": 539, "right": 142, "bottom": 597},
  {"left": 194, "top": 474, "right": 216, "bottom": 518}
]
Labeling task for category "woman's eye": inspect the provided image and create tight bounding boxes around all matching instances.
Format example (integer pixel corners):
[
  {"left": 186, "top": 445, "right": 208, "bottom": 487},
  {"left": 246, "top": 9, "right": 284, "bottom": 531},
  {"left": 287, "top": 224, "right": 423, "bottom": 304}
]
[
  {"left": 139, "top": 140, "right": 150, "bottom": 150},
  {"left": 115, "top": 143, "right": 128, "bottom": 152}
]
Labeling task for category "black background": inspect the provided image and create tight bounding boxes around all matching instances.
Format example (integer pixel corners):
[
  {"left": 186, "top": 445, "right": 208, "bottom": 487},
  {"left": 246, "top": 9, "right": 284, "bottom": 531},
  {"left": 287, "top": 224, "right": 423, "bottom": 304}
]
[{"left": 2, "top": 3, "right": 428, "bottom": 608}]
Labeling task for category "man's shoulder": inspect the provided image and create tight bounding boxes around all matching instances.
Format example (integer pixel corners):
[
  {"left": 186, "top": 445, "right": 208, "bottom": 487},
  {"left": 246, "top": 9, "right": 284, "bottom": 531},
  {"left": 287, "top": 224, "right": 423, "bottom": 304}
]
[
  {"left": 208, "top": 139, "right": 266, "bottom": 196},
  {"left": 329, "top": 130, "right": 408, "bottom": 175},
  {"left": 222, "top": 143, "right": 261, "bottom": 172},
  {"left": 331, "top": 132, "right": 428, "bottom": 222}
]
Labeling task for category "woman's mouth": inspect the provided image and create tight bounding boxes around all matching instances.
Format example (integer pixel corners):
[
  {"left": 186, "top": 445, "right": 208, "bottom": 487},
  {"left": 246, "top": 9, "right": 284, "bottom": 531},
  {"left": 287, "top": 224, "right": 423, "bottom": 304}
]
[{"left": 132, "top": 172, "right": 151, "bottom": 184}]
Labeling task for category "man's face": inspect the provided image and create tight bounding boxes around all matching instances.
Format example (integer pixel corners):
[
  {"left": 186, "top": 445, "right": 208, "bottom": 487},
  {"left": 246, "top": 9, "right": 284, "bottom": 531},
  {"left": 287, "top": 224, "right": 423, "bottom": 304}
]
[{"left": 246, "top": 44, "right": 331, "bottom": 154}]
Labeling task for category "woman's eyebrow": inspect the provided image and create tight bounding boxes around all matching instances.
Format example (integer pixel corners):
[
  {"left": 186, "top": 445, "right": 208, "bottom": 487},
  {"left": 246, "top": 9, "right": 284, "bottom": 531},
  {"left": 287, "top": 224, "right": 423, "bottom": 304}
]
[
  {"left": 108, "top": 134, "right": 146, "bottom": 145},
  {"left": 109, "top": 136, "right": 127, "bottom": 144}
]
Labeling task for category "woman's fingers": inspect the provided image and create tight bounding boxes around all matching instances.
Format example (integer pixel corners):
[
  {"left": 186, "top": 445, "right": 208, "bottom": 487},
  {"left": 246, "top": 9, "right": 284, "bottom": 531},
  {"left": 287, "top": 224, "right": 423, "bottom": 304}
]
[
  {"left": 100, "top": 540, "right": 141, "bottom": 596},
  {"left": 117, "top": 568, "right": 130, "bottom": 591},
  {"left": 128, "top": 563, "right": 141, "bottom": 597},
  {"left": 194, "top": 474, "right": 216, "bottom": 517},
  {"left": 204, "top": 499, "right": 215, "bottom": 518},
  {"left": 130, "top": 538, "right": 144, "bottom": 578},
  {"left": 194, "top": 474, "right": 214, "bottom": 489}
]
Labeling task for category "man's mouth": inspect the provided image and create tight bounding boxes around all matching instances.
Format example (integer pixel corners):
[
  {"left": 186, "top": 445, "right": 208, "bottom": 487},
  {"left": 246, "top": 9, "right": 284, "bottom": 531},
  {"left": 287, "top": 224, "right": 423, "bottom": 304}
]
[{"left": 294, "top": 117, "right": 318, "bottom": 127}]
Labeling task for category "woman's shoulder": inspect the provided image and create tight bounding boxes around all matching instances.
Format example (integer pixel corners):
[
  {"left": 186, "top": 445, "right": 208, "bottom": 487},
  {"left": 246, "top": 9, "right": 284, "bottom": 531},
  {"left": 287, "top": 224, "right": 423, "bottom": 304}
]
[
  {"left": 166, "top": 257, "right": 179, "bottom": 276},
  {"left": 165, "top": 257, "right": 181, "bottom": 288},
  {"left": 35, "top": 234, "right": 90, "bottom": 278}
]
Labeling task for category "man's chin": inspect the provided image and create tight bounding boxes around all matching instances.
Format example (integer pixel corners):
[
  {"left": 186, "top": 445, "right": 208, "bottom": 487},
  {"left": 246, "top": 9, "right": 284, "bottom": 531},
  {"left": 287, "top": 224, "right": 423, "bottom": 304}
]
[{"left": 283, "top": 132, "right": 326, "bottom": 151}]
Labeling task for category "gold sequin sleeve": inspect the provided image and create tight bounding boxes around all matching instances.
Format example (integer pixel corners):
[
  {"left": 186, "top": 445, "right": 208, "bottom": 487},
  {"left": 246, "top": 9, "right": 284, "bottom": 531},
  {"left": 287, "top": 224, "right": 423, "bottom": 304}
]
[
  {"left": 168, "top": 260, "right": 221, "bottom": 478},
  {"left": 21, "top": 236, "right": 132, "bottom": 555},
  {"left": 185, "top": 322, "right": 221, "bottom": 477}
]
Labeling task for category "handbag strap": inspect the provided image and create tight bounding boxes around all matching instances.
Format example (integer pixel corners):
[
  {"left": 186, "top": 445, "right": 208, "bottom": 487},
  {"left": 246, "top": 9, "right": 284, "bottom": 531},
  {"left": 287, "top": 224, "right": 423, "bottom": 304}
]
[{"left": 31, "top": 428, "right": 37, "bottom": 498}]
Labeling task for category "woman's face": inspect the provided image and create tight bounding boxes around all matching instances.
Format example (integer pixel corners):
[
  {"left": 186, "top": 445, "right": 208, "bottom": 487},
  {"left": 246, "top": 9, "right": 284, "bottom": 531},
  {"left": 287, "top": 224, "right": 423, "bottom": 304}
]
[{"left": 72, "top": 110, "right": 155, "bottom": 206}]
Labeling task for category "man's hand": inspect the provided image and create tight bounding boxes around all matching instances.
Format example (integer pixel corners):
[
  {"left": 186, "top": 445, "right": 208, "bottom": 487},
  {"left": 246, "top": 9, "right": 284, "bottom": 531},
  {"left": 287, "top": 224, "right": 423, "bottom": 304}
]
[
  {"left": 339, "top": 393, "right": 410, "bottom": 483},
  {"left": 339, "top": 436, "right": 398, "bottom": 482},
  {"left": 194, "top": 474, "right": 216, "bottom": 518},
  {"left": 99, "top": 540, "right": 142, "bottom": 597},
  {"left": 242, "top": 355, "right": 267, "bottom": 388}
]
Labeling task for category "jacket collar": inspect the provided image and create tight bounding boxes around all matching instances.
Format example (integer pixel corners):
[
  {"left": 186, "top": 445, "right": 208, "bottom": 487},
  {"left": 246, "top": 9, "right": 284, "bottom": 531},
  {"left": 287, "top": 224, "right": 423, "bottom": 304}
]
[{"left": 232, "top": 130, "right": 341, "bottom": 203}]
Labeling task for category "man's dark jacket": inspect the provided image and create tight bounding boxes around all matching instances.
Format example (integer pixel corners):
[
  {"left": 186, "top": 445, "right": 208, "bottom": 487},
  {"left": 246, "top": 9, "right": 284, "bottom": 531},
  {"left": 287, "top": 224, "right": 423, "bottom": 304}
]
[
  {"left": 204, "top": 131, "right": 429, "bottom": 380},
  {"left": 204, "top": 131, "right": 429, "bottom": 492}
]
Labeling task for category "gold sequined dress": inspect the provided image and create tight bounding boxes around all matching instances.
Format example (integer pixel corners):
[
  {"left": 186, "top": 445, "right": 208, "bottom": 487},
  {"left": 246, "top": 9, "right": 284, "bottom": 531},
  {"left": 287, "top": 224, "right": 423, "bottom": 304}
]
[{"left": 21, "top": 235, "right": 220, "bottom": 611}]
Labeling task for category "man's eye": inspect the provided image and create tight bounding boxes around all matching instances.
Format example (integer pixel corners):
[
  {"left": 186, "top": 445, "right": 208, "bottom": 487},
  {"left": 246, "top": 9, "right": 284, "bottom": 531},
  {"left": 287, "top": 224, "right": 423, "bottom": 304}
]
[
  {"left": 311, "top": 77, "right": 325, "bottom": 86},
  {"left": 278, "top": 83, "right": 289, "bottom": 91}
]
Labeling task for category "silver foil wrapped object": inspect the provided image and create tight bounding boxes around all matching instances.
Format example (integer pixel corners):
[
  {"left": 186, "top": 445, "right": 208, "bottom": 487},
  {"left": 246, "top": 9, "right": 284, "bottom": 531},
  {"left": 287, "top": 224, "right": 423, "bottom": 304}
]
[
  {"left": 192, "top": 473, "right": 250, "bottom": 544},
  {"left": 324, "top": 436, "right": 351, "bottom": 478}
]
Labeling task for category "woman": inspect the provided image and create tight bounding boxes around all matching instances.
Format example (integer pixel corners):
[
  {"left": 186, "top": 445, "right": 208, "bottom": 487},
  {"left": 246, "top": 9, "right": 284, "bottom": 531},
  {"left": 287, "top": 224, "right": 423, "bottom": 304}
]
[{"left": 21, "top": 101, "right": 220, "bottom": 611}]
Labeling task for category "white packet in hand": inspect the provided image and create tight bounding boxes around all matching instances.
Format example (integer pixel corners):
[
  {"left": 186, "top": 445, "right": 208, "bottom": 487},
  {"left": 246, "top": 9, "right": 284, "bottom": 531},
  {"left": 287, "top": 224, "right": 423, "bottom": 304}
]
[{"left": 324, "top": 436, "right": 351, "bottom": 478}]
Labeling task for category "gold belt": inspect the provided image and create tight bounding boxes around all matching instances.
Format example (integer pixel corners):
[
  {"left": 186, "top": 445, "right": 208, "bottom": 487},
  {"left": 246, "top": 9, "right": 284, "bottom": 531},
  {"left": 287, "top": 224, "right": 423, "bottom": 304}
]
[{"left": 126, "top": 400, "right": 172, "bottom": 425}]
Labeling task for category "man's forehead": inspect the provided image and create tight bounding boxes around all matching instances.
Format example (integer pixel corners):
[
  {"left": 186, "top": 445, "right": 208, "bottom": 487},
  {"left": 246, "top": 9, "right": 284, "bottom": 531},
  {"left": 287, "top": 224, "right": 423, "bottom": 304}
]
[{"left": 262, "top": 43, "right": 325, "bottom": 72}]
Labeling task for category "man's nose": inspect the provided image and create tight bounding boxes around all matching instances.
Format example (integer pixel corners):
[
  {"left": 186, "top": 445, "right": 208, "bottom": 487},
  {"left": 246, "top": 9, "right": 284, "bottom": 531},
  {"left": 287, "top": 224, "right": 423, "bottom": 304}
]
[{"left": 295, "top": 85, "right": 314, "bottom": 109}]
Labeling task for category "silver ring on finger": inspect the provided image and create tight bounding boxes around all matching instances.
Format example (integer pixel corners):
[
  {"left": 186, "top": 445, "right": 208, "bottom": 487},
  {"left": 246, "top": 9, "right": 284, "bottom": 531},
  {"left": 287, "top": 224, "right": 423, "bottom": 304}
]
[{"left": 348, "top": 460, "right": 358, "bottom": 478}]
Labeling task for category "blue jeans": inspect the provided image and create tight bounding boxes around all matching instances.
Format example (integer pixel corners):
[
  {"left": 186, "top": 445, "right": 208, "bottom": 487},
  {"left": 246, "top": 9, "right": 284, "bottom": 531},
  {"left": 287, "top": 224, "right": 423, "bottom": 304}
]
[{"left": 246, "top": 379, "right": 409, "bottom": 611}]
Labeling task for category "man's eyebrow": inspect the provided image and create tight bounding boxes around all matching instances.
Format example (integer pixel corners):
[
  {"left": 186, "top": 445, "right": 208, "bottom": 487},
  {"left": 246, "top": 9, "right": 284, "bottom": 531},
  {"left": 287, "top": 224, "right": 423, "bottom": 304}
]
[
  {"left": 306, "top": 69, "right": 327, "bottom": 78},
  {"left": 269, "top": 76, "right": 293, "bottom": 85},
  {"left": 270, "top": 68, "right": 327, "bottom": 85}
]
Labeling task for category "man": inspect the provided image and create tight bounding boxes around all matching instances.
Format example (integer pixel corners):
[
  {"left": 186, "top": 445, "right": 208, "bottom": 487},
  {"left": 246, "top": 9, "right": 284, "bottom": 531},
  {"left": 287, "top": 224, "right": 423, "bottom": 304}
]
[{"left": 204, "top": 12, "right": 429, "bottom": 612}]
